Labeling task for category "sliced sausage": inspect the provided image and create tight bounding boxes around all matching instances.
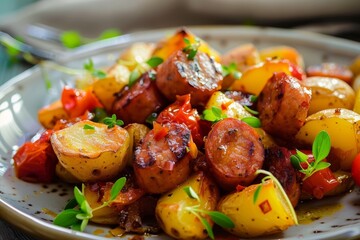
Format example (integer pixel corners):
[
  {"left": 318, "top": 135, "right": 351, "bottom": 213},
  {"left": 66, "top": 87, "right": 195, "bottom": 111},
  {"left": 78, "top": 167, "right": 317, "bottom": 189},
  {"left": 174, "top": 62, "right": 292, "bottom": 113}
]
[
  {"left": 133, "top": 122, "right": 198, "bottom": 194},
  {"left": 205, "top": 118, "right": 264, "bottom": 191},
  {"left": 156, "top": 49, "right": 223, "bottom": 107},
  {"left": 263, "top": 147, "right": 301, "bottom": 207},
  {"left": 112, "top": 71, "right": 167, "bottom": 125},
  {"left": 257, "top": 72, "right": 311, "bottom": 140}
]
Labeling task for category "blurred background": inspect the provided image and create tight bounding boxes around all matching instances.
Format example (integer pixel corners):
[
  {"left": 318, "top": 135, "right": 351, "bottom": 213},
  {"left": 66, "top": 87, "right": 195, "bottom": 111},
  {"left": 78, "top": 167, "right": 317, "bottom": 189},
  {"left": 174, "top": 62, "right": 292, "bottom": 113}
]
[
  {"left": 0, "top": 0, "right": 359, "bottom": 239},
  {"left": 1, "top": 0, "right": 360, "bottom": 85}
]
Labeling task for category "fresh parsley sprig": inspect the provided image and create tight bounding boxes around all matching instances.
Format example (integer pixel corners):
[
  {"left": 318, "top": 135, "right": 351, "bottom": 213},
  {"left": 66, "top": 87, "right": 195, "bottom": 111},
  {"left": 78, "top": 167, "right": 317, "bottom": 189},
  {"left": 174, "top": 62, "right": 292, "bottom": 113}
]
[
  {"left": 241, "top": 116, "right": 261, "bottom": 128},
  {"left": 102, "top": 114, "right": 124, "bottom": 128},
  {"left": 201, "top": 106, "right": 227, "bottom": 123},
  {"left": 183, "top": 38, "right": 200, "bottom": 60},
  {"left": 84, "top": 59, "right": 107, "bottom": 79},
  {"left": 54, "top": 177, "right": 126, "bottom": 231},
  {"left": 290, "top": 130, "right": 331, "bottom": 180},
  {"left": 183, "top": 186, "right": 234, "bottom": 239}
]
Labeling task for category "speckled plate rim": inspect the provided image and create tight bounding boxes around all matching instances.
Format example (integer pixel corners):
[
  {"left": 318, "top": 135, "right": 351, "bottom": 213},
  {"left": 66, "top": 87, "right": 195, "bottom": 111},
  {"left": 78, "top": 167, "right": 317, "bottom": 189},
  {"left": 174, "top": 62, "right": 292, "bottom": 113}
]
[{"left": 0, "top": 25, "right": 360, "bottom": 240}]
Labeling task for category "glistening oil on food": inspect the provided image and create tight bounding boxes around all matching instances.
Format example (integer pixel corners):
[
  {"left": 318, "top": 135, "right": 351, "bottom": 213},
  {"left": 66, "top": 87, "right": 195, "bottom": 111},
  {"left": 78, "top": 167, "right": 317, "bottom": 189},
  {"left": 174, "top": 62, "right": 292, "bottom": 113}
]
[{"left": 0, "top": 27, "right": 360, "bottom": 240}]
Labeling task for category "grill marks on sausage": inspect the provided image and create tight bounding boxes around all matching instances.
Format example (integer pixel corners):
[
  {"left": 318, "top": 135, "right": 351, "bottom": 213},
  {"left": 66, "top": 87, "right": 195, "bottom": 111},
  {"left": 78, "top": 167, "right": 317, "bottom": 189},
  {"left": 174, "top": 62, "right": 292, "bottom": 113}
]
[
  {"left": 156, "top": 50, "right": 223, "bottom": 107},
  {"left": 112, "top": 71, "right": 166, "bottom": 125},
  {"left": 205, "top": 118, "right": 264, "bottom": 191}
]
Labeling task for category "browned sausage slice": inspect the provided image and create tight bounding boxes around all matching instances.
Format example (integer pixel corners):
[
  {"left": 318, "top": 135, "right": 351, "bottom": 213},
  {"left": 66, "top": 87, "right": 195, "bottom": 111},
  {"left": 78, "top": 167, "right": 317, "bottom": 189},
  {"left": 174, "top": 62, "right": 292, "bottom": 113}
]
[
  {"left": 257, "top": 72, "right": 311, "bottom": 140},
  {"left": 133, "top": 122, "right": 198, "bottom": 194},
  {"left": 263, "top": 147, "right": 301, "bottom": 207},
  {"left": 112, "top": 71, "right": 167, "bottom": 125},
  {"left": 156, "top": 50, "right": 223, "bottom": 107},
  {"left": 205, "top": 118, "right": 264, "bottom": 191}
]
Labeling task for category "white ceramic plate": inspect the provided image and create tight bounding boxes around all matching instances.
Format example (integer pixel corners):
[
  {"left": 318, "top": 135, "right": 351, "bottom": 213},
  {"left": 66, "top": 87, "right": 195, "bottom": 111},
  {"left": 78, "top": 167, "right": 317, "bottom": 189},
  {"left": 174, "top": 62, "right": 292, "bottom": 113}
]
[{"left": 0, "top": 26, "right": 360, "bottom": 240}]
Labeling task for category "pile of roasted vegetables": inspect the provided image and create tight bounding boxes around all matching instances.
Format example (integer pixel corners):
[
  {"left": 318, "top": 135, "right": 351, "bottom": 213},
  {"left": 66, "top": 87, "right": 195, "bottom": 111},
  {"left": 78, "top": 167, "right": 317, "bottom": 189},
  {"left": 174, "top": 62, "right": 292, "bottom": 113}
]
[{"left": 12, "top": 28, "right": 360, "bottom": 239}]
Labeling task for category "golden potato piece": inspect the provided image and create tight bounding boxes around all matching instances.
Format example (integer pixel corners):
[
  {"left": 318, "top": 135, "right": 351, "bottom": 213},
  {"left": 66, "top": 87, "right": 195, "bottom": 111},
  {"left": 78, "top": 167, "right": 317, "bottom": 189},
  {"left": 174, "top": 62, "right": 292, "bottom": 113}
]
[
  {"left": 38, "top": 100, "right": 68, "bottom": 129},
  {"left": 51, "top": 120, "right": 130, "bottom": 182},
  {"left": 217, "top": 179, "right": 297, "bottom": 238},
  {"left": 303, "top": 76, "right": 355, "bottom": 115},
  {"left": 156, "top": 172, "right": 219, "bottom": 240},
  {"left": 295, "top": 108, "right": 360, "bottom": 170}
]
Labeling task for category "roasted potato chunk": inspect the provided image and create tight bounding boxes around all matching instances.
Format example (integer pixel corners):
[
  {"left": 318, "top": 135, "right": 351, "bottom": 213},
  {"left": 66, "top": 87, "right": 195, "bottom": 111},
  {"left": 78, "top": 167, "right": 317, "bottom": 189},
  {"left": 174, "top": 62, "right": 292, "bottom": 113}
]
[
  {"left": 303, "top": 76, "right": 355, "bottom": 114},
  {"left": 51, "top": 120, "right": 130, "bottom": 182},
  {"left": 295, "top": 108, "right": 360, "bottom": 170},
  {"left": 156, "top": 172, "right": 219, "bottom": 239},
  {"left": 217, "top": 179, "right": 297, "bottom": 238},
  {"left": 38, "top": 100, "right": 69, "bottom": 129}
]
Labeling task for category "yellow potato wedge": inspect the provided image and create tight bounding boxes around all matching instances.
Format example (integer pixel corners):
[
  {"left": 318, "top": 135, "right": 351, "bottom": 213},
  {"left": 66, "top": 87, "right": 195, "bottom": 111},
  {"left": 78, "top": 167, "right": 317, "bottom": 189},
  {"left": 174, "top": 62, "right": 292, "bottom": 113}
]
[
  {"left": 38, "top": 100, "right": 68, "bottom": 129},
  {"left": 124, "top": 123, "right": 150, "bottom": 166},
  {"left": 217, "top": 179, "right": 297, "bottom": 238},
  {"left": 156, "top": 171, "right": 219, "bottom": 240},
  {"left": 295, "top": 108, "right": 360, "bottom": 170},
  {"left": 51, "top": 120, "right": 130, "bottom": 182},
  {"left": 259, "top": 45, "right": 304, "bottom": 68},
  {"left": 303, "top": 76, "right": 355, "bottom": 115},
  {"left": 152, "top": 28, "right": 220, "bottom": 62}
]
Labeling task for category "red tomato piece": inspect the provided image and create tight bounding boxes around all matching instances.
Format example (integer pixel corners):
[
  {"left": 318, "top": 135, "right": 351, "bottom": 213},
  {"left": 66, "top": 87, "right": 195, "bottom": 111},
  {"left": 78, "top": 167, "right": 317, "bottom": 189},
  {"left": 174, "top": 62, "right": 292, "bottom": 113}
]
[
  {"left": 351, "top": 153, "right": 360, "bottom": 187},
  {"left": 61, "top": 86, "right": 103, "bottom": 118},
  {"left": 156, "top": 94, "right": 204, "bottom": 147},
  {"left": 13, "top": 130, "right": 58, "bottom": 183},
  {"left": 306, "top": 62, "right": 353, "bottom": 83}
]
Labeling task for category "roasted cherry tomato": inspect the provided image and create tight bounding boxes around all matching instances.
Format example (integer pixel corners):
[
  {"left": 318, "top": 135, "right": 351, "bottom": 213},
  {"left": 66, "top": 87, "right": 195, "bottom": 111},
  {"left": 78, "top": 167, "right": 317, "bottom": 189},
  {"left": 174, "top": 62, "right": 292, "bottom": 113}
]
[
  {"left": 61, "top": 86, "right": 103, "bottom": 118},
  {"left": 352, "top": 153, "right": 360, "bottom": 187},
  {"left": 291, "top": 150, "right": 339, "bottom": 199},
  {"left": 13, "top": 130, "right": 58, "bottom": 183},
  {"left": 306, "top": 62, "right": 353, "bottom": 83},
  {"left": 156, "top": 94, "right": 204, "bottom": 147}
]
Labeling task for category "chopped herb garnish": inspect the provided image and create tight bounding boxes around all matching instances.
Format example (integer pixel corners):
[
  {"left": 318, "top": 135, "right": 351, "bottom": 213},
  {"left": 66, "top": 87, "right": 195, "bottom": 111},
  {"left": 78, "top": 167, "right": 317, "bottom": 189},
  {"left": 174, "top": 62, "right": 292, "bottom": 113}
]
[
  {"left": 290, "top": 130, "right": 331, "bottom": 180},
  {"left": 146, "top": 57, "right": 163, "bottom": 68},
  {"left": 222, "top": 63, "right": 241, "bottom": 79},
  {"left": 146, "top": 112, "right": 158, "bottom": 125},
  {"left": 241, "top": 116, "right": 261, "bottom": 128},
  {"left": 183, "top": 186, "right": 234, "bottom": 239},
  {"left": 98, "top": 29, "right": 122, "bottom": 40},
  {"left": 83, "top": 124, "right": 95, "bottom": 130},
  {"left": 102, "top": 114, "right": 124, "bottom": 128},
  {"left": 250, "top": 95, "right": 258, "bottom": 103},
  {"left": 183, "top": 38, "right": 200, "bottom": 60},
  {"left": 243, "top": 105, "right": 259, "bottom": 115},
  {"left": 91, "top": 107, "right": 108, "bottom": 123},
  {"left": 201, "top": 106, "right": 227, "bottom": 123},
  {"left": 84, "top": 59, "right": 106, "bottom": 79},
  {"left": 54, "top": 177, "right": 126, "bottom": 231},
  {"left": 128, "top": 69, "right": 141, "bottom": 87}
]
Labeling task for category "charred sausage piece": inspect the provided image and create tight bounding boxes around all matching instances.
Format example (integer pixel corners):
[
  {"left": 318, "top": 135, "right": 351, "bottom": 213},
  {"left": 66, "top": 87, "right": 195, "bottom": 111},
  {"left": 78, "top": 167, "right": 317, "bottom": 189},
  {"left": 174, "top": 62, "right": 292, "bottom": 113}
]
[
  {"left": 112, "top": 71, "right": 167, "bottom": 125},
  {"left": 257, "top": 72, "right": 311, "bottom": 140},
  {"left": 133, "top": 122, "right": 198, "bottom": 194},
  {"left": 156, "top": 49, "right": 223, "bottom": 107},
  {"left": 205, "top": 118, "right": 264, "bottom": 191},
  {"left": 263, "top": 147, "right": 301, "bottom": 207}
]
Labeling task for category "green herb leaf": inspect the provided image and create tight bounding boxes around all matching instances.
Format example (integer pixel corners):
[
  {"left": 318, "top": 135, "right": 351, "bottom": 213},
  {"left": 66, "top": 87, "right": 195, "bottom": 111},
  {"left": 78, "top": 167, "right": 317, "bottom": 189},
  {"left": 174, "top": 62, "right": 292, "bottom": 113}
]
[
  {"left": 208, "top": 211, "right": 235, "bottom": 229},
  {"left": 64, "top": 198, "right": 78, "bottom": 210},
  {"left": 84, "top": 59, "right": 106, "bottom": 79},
  {"left": 183, "top": 186, "right": 200, "bottom": 201},
  {"left": 146, "top": 57, "right": 163, "bottom": 68},
  {"left": 199, "top": 217, "right": 214, "bottom": 240},
  {"left": 92, "top": 70, "right": 107, "bottom": 79},
  {"left": 102, "top": 114, "right": 124, "bottom": 128},
  {"left": 202, "top": 106, "right": 227, "bottom": 123},
  {"left": 74, "top": 186, "right": 86, "bottom": 206},
  {"left": 290, "top": 155, "right": 302, "bottom": 170},
  {"left": 241, "top": 116, "right": 261, "bottom": 128},
  {"left": 253, "top": 184, "right": 262, "bottom": 203},
  {"left": 243, "top": 105, "right": 259, "bottom": 115},
  {"left": 296, "top": 149, "right": 309, "bottom": 163},
  {"left": 110, "top": 177, "right": 126, "bottom": 202},
  {"left": 183, "top": 38, "right": 200, "bottom": 60},
  {"left": 61, "top": 31, "right": 82, "bottom": 49},
  {"left": 146, "top": 112, "right": 158, "bottom": 125},
  {"left": 83, "top": 124, "right": 95, "bottom": 130},
  {"left": 250, "top": 95, "right": 258, "bottom": 103},
  {"left": 312, "top": 130, "right": 331, "bottom": 163},
  {"left": 128, "top": 69, "right": 141, "bottom": 87},
  {"left": 222, "top": 63, "right": 241, "bottom": 79},
  {"left": 53, "top": 209, "right": 81, "bottom": 227},
  {"left": 92, "top": 108, "right": 108, "bottom": 123},
  {"left": 80, "top": 218, "right": 89, "bottom": 232},
  {"left": 314, "top": 161, "right": 331, "bottom": 172},
  {"left": 80, "top": 199, "right": 92, "bottom": 215}
]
